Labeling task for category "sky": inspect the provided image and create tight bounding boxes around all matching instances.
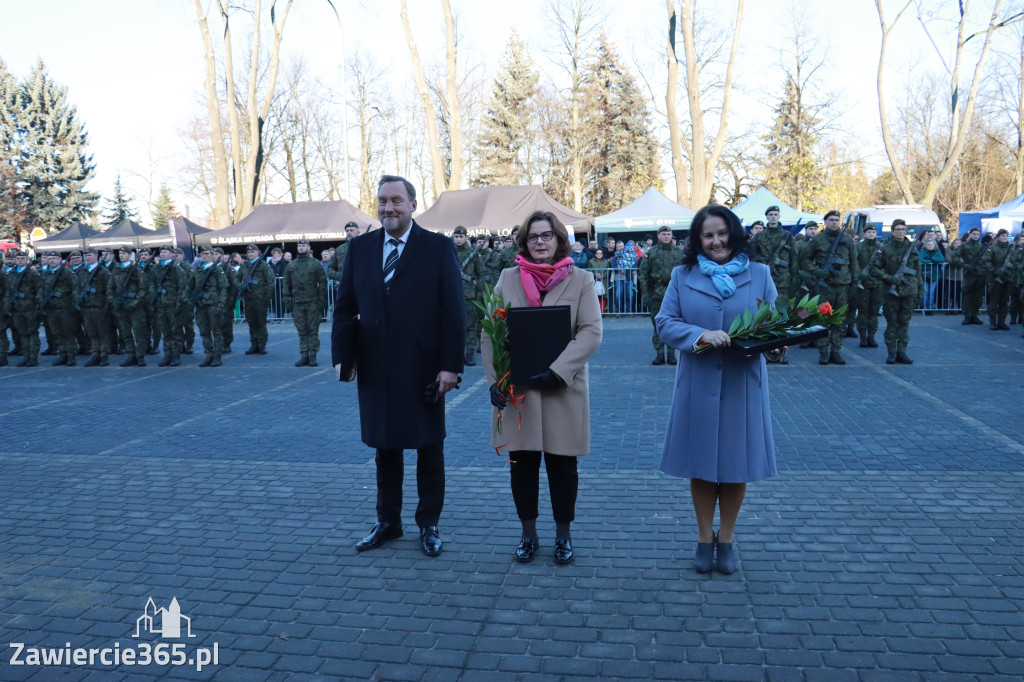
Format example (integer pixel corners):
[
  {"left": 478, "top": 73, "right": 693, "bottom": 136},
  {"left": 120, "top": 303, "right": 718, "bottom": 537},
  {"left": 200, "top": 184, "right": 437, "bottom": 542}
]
[{"left": 1, "top": 0, "right": 1006, "bottom": 224}]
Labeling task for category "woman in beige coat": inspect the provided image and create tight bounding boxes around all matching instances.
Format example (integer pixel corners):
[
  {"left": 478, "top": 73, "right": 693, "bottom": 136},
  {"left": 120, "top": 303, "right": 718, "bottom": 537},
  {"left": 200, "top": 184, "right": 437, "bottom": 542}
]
[{"left": 482, "top": 211, "right": 603, "bottom": 565}]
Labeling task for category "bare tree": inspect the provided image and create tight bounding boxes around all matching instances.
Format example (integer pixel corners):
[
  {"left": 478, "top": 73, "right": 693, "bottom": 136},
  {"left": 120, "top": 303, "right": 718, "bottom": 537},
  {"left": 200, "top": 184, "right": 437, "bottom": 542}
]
[
  {"left": 548, "top": 0, "right": 604, "bottom": 212},
  {"left": 400, "top": 0, "right": 446, "bottom": 199},
  {"left": 875, "top": 0, "right": 1012, "bottom": 209},
  {"left": 678, "top": 0, "right": 745, "bottom": 207},
  {"left": 984, "top": 22, "right": 1024, "bottom": 195},
  {"left": 441, "top": 0, "right": 463, "bottom": 190},
  {"left": 665, "top": 0, "right": 688, "bottom": 203},
  {"left": 348, "top": 51, "right": 387, "bottom": 213}
]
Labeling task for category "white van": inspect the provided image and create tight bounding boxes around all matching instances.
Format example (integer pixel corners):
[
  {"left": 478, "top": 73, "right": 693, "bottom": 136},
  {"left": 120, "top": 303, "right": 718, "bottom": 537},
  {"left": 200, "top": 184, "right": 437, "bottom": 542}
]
[{"left": 843, "top": 205, "right": 943, "bottom": 239}]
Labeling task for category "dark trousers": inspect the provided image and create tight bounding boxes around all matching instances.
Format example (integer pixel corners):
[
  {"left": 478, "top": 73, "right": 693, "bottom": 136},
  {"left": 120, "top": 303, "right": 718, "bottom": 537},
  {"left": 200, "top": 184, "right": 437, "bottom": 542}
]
[
  {"left": 375, "top": 443, "right": 445, "bottom": 528},
  {"left": 509, "top": 451, "right": 579, "bottom": 524}
]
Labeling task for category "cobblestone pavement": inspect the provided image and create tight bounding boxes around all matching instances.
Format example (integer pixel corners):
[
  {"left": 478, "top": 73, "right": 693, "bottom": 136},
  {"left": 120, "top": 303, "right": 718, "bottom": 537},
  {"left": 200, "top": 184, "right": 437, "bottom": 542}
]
[{"left": 1, "top": 315, "right": 1022, "bottom": 681}]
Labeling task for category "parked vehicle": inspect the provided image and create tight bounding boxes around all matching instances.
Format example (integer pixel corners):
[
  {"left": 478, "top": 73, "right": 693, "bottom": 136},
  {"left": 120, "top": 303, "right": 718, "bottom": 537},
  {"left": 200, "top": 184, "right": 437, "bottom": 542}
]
[{"left": 843, "top": 205, "right": 943, "bottom": 239}]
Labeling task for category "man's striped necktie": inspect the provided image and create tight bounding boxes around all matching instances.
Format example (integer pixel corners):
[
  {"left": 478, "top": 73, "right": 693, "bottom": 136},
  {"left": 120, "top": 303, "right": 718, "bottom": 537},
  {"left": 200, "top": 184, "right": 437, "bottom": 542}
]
[{"left": 383, "top": 238, "right": 401, "bottom": 293}]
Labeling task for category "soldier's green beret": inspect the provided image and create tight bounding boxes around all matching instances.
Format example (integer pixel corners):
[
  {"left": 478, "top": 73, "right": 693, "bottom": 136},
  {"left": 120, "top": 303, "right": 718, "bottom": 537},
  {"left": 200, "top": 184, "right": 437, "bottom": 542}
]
[
  {"left": 297, "top": 239, "right": 310, "bottom": 246},
  {"left": 70, "top": 250, "right": 82, "bottom": 257},
  {"left": 246, "top": 244, "right": 259, "bottom": 252},
  {"left": 213, "top": 246, "right": 224, "bottom": 255},
  {"left": 453, "top": 226, "right": 467, "bottom": 235},
  {"left": 158, "top": 244, "right": 173, "bottom": 253},
  {"left": 200, "top": 246, "right": 214, "bottom": 254},
  {"left": 657, "top": 225, "right": 672, "bottom": 234}
]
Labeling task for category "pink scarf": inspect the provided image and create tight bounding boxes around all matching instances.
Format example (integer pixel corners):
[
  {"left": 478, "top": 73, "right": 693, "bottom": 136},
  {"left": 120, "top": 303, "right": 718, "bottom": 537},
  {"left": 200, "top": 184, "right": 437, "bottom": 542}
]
[{"left": 515, "top": 254, "right": 574, "bottom": 307}]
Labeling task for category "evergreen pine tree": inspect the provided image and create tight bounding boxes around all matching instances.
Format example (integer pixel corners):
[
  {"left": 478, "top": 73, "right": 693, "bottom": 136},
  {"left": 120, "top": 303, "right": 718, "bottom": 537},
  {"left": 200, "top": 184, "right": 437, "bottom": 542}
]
[
  {"left": 17, "top": 59, "right": 98, "bottom": 232},
  {"left": 0, "top": 58, "right": 25, "bottom": 240},
  {"left": 151, "top": 182, "right": 178, "bottom": 230},
  {"left": 102, "top": 174, "right": 137, "bottom": 228},
  {"left": 580, "top": 34, "right": 661, "bottom": 216},
  {"left": 762, "top": 75, "right": 822, "bottom": 212},
  {"left": 475, "top": 28, "right": 539, "bottom": 187}
]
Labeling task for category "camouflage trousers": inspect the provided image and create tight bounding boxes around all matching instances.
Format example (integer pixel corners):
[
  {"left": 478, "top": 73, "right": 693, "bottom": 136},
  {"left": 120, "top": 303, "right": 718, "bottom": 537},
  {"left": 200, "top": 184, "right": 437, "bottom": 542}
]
[
  {"left": 813, "top": 285, "right": 850, "bottom": 351},
  {"left": 82, "top": 307, "right": 110, "bottom": 355},
  {"left": 195, "top": 304, "right": 223, "bottom": 358},
  {"left": 45, "top": 307, "right": 79, "bottom": 358},
  {"left": 648, "top": 295, "right": 665, "bottom": 352},
  {"left": 292, "top": 301, "right": 321, "bottom": 358},
  {"left": 854, "top": 285, "right": 884, "bottom": 336},
  {"left": 10, "top": 311, "right": 40, "bottom": 361},
  {"left": 242, "top": 296, "right": 269, "bottom": 348},
  {"left": 882, "top": 294, "right": 915, "bottom": 354},
  {"left": 962, "top": 274, "right": 985, "bottom": 319},
  {"left": 465, "top": 298, "right": 482, "bottom": 356},
  {"left": 144, "top": 306, "right": 160, "bottom": 351},
  {"left": 115, "top": 306, "right": 149, "bottom": 358},
  {"left": 178, "top": 304, "right": 196, "bottom": 347},
  {"left": 155, "top": 305, "right": 182, "bottom": 357},
  {"left": 0, "top": 314, "right": 9, "bottom": 358},
  {"left": 987, "top": 280, "right": 1011, "bottom": 324},
  {"left": 221, "top": 300, "right": 235, "bottom": 348}
]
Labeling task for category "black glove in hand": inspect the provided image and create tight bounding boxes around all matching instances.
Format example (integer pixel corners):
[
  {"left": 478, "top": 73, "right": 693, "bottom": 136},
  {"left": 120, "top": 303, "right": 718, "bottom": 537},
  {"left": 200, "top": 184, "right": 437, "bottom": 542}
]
[
  {"left": 529, "top": 369, "right": 564, "bottom": 390},
  {"left": 490, "top": 383, "right": 508, "bottom": 409}
]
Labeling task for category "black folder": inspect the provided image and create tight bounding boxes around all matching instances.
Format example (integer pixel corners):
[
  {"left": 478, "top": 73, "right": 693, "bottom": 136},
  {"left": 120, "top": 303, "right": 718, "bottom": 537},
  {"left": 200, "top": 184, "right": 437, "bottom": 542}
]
[
  {"left": 336, "top": 314, "right": 359, "bottom": 382},
  {"left": 506, "top": 305, "right": 572, "bottom": 387}
]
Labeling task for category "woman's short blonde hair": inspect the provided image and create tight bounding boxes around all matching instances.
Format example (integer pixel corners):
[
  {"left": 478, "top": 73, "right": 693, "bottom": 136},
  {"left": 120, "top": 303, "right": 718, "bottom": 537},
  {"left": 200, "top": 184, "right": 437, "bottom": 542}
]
[{"left": 516, "top": 211, "right": 573, "bottom": 262}]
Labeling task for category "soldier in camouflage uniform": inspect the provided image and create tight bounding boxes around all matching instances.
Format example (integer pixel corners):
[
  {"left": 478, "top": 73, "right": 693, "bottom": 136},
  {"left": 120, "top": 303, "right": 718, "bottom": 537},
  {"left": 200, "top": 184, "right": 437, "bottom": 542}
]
[
  {"left": 803, "top": 211, "right": 858, "bottom": 365},
  {"left": 215, "top": 248, "right": 238, "bottom": 352},
  {"left": 869, "top": 219, "right": 922, "bottom": 364},
  {"left": 238, "top": 244, "right": 273, "bottom": 354},
  {"left": 76, "top": 247, "right": 112, "bottom": 366},
  {"left": 749, "top": 206, "right": 797, "bottom": 364},
  {"left": 0, "top": 254, "right": 7, "bottom": 366},
  {"left": 951, "top": 226, "right": 986, "bottom": 325},
  {"left": 174, "top": 248, "right": 197, "bottom": 354},
  {"left": 109, "top": 247, "right": 152, "bottom": 367},
  {"left": 477, "top": 236, "right": 502, "bottom": 287},
  {"left": 327, "top": 221, "right": 361, "bottom": 286},
  {"left": 283, "top": 239, "right": 328, "bottom": 366},
  {"left": 6, "top": 251, "right": 44, "bottom": 367},
  {"left": 191, "top": 246, "right": 227, "bottom": 367},
  {"left": 452, "top": 226, "right": 485, "bottom": 366},
  {"left": 853, "top": 225, "right": 883, "bottom": 348},
  {"left": 40, "top": 251, "right": 81, "bottom": 366},
  {"left": 638, "top": 225, "right": 685, "bottom": 365},
  {"left": 148, "top": 245, "right": 185, "bottom": 367},
  {"left": 980, "top": 229, "right": 1018, "bottom": 330},
  {"left": 499, "top": 231, "right": 519, "bottom": 270},
  {"left": 136, "top": 249, "right": 160, "bottom": 355}
]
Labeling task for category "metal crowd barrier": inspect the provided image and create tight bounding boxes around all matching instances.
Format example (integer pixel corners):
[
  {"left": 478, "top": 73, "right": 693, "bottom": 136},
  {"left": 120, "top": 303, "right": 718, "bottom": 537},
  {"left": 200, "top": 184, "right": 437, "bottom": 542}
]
[{"left": 234, "top": 266, "right": 980, "bottom": 324}]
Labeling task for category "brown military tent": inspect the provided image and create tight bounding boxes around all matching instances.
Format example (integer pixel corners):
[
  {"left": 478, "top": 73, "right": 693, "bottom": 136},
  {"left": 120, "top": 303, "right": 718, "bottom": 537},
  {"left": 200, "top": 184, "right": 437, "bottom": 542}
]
[
  {"left": 197, "top": 200, "right": 380, "bottom": 247},
  {"left": 415, "top": 186, "right": 593, "bottom": 237}
]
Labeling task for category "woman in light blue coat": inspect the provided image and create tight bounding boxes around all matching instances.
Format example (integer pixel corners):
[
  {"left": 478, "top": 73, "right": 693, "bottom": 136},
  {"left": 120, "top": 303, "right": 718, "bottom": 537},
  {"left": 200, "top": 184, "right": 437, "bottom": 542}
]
[{"left": 656, "top": 205, "right": 779, "bottom": 575}]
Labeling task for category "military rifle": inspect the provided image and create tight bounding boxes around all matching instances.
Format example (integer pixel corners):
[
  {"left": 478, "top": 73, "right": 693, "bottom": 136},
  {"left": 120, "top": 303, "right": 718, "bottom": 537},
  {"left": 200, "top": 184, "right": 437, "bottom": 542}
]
[
  {"left": 149, "top": 261, "right": 175, "bottom": 311},
  {"left": 191, "top": 264, "right": 218, "bottom": 306},
  {"left": 965, "top": 239, "right": 993, "bottom": 272},
  {"left": 3, "top": 265, "right": 29, "bottom": 318},
  {"left": 74, "top": 263, "right": 103, "bottom": 311},
  {"left": 816, "top": 228, "right": 848, "bottom": 289},
  {"left": 41, "top": 260, "right": 68, "bottom": 319},
  {"left": 236, "top": 245, "right": 272, "bottom": 300},
  {"left": 768, "top": 235, "right": 791, "bottom": 279},
  {"left": 888, "top": 240, "right": 919, "bottom": 297},
  {"left": 994, "top": 245, "right": 1021, "bottom": 285},
  {"left": 112, "top": 262, "right": 140, "bottom": 312}
]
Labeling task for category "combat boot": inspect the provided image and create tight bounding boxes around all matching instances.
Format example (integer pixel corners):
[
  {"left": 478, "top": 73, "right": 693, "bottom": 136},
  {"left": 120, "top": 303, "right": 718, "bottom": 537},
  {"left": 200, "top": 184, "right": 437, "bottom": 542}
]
[
  {"left": 52, "top": 355, "right": 69, "bottom": 366},
  {"left": 652, "top": 351, "right": 665, "bottom": 366},
  {"left": 16, "top": 357, "right": 30, "bottom": 367},
  {"left": 886, "top": 353, "right": 897, "bottom": 364},
  {"left": 866, "top": 334, "right": 878, "bottom": 348},
  {"left": 295, "top": 355, "right": 310, "bottom": 367},
  {"left": 845, "top": 324, "right": 857, "bottom": 338},
  {"left": 158, "top": 355, "right": 173, "bottom": 367},
  {"left": 829, "top": 349, "right": 846, "bottom": 365},
  {"left": 667, "top": 349, "right": 677, "bottom": 365},
  {"left": 464, "top": 350, "right": 476, "bottom": 367},
  {"left": 99, "top": 354, "right": 110, "bottom": 367},
  {"left": 169, "top": 355, "right": 180, "bottom": 367},
  {"left": 258, "top": 343, "right": 268, "bottom": 355},
  {"left": 895, "top": 353, "right": 914, "bottom": 364},
  {"left": 84, "top": 354, "right": 101, "bottom": 367},
  {"left": 818, "top": 348, "right": 830, "bottom": 365},
  {"left": 199, "top": 356, "right": 213, "bottom": 367},
  {"left": 859, "top": 331, "right": 869, "bottom": 348},
  {"left": 244, "top": 345, "right": 259, "bottom": 355},
  {"left": 308, "top": 355, "right": 317, "bottom": 367},
  {"left": 135, "top": 355, "right": 146, "bottom": 367},
  {"left": 210, "top": 355, "right": 222, "bottom": 367},
  {"left": 120, "top": 356, "right": 138, "bottom": 367},
  {"left": 65, "top": 355, "right": 76, "bottom": 367},
  {"left": 0, "top": 355, "right": 7, "bottom": 367},
  {"left": 26, "top": 357, "right": 38, "bottom": 367},
  {"left": 182, "top": 343, "right": 193, "bottom": 355}
]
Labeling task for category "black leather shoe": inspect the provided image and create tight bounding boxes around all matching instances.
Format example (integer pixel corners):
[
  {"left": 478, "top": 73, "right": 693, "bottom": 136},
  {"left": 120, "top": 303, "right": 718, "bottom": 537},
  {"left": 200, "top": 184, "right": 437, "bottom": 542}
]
[
  {"left": 355, "top": 522, "right": 403, "bottom": 552},
  {"left": 420, "top": 526, "right": 442, "bottom": 556},
  {"left": 554, "top": 538, "right": 574, "bottom": 565},
  {"left": 515, "top": 538, "right": 537, "bottom": 563}
]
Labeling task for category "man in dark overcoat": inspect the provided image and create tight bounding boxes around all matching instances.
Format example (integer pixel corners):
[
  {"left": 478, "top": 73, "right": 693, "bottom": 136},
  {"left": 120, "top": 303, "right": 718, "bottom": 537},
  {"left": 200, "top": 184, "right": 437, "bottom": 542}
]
[{"left": 332, "top": 174, "right": 465, "bottom": 556}]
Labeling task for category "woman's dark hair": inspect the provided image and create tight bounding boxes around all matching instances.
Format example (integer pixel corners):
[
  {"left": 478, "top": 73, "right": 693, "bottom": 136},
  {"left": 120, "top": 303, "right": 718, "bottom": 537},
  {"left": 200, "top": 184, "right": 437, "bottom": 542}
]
[
  {"left": 683, "top": 205, "right": 749, "bottom": 266},
  {"left": 516, "top": 211, "right": 572, "bottom": 262}
]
